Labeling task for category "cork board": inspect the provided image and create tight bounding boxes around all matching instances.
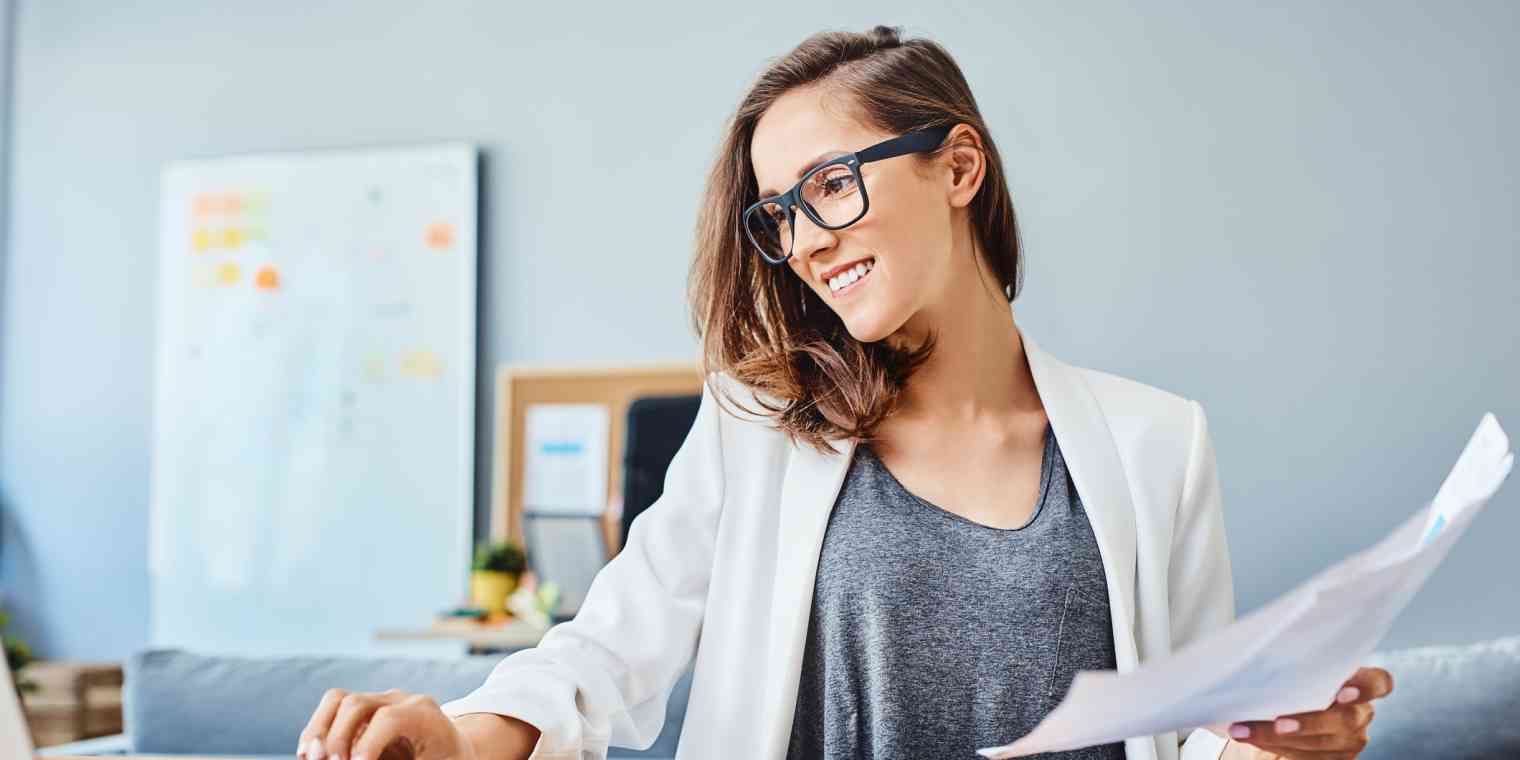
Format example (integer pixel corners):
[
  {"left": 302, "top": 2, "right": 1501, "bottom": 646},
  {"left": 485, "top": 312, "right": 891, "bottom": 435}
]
[{"left": 493, "top": 361, "right": 705, "bottom": 560}]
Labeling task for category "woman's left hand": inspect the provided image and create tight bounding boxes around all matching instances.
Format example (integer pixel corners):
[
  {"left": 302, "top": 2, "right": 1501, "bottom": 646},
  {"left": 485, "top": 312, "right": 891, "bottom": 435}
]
[{"left": 1223, "top": 666, "right": 1394, "bottom": 759}]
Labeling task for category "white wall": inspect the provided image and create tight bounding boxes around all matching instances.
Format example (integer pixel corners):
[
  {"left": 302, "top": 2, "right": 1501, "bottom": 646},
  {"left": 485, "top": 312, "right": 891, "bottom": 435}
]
[{"left": 2, "top": 0, "right": 1517, "bottom": 659}]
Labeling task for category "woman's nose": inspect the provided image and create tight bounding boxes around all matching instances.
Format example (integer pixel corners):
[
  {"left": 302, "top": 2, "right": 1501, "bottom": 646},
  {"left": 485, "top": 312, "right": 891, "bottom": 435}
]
[{"left": 789, "top": 207, "right": 836, "bottom": 261}]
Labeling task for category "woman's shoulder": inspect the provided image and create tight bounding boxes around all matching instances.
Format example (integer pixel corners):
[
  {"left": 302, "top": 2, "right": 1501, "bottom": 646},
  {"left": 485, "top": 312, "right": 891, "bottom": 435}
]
[
  {"left": 1069, "top": 364, "right": 1199, "bottom": 459},
  {"left": 1075, "top": 364, "right": 1194, "bottom": 417},
  {"left": 702, "top": 370, "right": 791, "bottom": 433}
]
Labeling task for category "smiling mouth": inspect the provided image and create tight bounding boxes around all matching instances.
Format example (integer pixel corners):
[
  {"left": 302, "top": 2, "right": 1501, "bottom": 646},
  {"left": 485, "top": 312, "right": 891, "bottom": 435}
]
[{"left": 826, "top": 257, "right": 876, "bottom": 296}]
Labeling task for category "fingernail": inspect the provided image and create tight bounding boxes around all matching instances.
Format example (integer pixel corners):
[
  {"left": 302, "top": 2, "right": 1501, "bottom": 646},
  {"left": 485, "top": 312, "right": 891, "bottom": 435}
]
[
  {"left": 353, "top": 754, "right": 369, "bottom": 760},
  {"left": 1229, "top": 724, "right": 1250, "bottom": 739},
  {"left": 1275, "top": 718, "right": 1300, "bottom": 734},
  {"left": 309, "top": 740, "right": 325, "bottom": 760},
  {"left": 1337, "top": 686, "right": 1360, "bottom": 703},
  {"left": 330, "top": 753, "right": 343, "bottom": 760}
]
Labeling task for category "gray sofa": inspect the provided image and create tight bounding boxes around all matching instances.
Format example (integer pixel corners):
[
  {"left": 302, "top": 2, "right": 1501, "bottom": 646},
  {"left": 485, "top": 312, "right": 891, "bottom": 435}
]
[
  {"left": 41, "top": 635, "right": 1520, "bottom": 759},
  {"left": 41, "top": 647, "right": 691, "bottom": 759},
  {"left": 1359, "top": 634, "right": 1520, "bottom": 758}
]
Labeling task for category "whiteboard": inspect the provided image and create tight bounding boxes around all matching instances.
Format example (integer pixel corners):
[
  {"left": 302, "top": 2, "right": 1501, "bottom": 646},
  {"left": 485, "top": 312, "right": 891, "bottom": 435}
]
[{"left": 150, "top": 143, "right": 477, "bottom": 656}]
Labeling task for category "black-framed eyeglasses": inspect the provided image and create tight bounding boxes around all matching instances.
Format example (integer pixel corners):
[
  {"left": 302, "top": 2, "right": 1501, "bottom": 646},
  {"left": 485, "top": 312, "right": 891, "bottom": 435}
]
[{"left": 742, "top": 124, "right": 953, "bottom": 265}]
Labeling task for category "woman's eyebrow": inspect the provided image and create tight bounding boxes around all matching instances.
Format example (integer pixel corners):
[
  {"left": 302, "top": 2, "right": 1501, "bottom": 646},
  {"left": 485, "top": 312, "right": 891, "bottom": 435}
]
[{"left": 759, "top": 150, "right": 848, "bottom": 196}]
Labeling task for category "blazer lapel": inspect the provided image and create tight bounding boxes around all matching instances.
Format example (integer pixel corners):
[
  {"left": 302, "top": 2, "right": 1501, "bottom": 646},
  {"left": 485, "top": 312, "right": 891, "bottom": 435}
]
[
  {"left": 1020, "top": 327, "right": 1141, "bottom": 670},
  {"left": 757, "top": 322, "right": 1141, "bottom": 759},
  {"left": 1021, "top": 326, "right": 1151, "bottom": 760},
  {"left": 761, "top": 427, "right": 858, "bottom": 759}
]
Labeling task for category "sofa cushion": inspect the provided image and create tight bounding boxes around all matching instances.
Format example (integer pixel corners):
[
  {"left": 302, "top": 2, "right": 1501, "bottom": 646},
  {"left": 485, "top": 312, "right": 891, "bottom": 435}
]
[{"left": 1359, "top": 634, "right": 1520, "bottom": 759}]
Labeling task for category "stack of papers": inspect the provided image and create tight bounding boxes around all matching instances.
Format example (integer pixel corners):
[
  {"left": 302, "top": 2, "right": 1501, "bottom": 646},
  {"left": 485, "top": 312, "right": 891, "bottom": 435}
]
[{"left": 979, "top": 413, "right": 1514, "bottom": 758}]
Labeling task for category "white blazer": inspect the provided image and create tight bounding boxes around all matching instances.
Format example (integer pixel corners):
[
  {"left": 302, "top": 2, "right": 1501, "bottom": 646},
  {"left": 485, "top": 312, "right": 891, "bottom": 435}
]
[{"left": 441, "top": 318, "right": 1236, "bottom": 760}]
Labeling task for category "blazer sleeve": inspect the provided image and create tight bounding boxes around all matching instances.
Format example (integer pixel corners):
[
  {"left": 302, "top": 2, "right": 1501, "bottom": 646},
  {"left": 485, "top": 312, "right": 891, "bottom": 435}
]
[
  {"left": 1173, "top": 399, "right": 1237, "bottom": 760},
  {"left": 439, "top": 372, "right": 728, "bottom": 759}
]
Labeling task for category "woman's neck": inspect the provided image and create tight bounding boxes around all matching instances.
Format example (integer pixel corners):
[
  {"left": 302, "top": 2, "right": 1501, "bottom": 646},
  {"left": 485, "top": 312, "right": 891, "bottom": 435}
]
[{"left": 888, "top": 291, "right": 1043, "bottom": 436}]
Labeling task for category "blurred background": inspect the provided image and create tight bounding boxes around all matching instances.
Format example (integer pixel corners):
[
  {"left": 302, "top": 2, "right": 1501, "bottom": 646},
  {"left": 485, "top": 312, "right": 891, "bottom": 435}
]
[{"left": 0, "top": 1, "right": 1515, "bottom": 756}]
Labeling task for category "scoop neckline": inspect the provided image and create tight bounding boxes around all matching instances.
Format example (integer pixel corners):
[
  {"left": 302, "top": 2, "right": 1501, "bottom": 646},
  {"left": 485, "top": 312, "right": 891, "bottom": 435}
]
[{"left": 862, "top": 420, "right": 1055, "bottom": 533}]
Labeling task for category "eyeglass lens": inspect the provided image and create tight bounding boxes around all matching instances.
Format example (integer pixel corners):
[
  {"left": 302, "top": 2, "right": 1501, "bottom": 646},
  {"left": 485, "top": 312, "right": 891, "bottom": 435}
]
[{"left": 745, "top": 163, "right": 864, "bottom": 262}]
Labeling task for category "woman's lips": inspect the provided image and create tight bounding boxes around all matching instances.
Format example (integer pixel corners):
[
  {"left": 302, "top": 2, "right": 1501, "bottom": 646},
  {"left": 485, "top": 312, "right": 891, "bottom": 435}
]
[{"left": 828, "top": 265, "right": 873, "bottom": 299}]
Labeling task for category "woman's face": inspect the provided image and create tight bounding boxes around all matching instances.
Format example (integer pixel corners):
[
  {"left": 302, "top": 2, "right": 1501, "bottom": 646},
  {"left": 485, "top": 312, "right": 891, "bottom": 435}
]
[{"left": 750, "top": 87, "right": 962, "bottom": 345}]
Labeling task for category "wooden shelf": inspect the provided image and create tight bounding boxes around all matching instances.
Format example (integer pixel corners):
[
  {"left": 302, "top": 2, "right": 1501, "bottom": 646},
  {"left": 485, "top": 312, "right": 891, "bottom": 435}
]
[{"left": 373, "top": 617, "right": 547, "bottom": 650}]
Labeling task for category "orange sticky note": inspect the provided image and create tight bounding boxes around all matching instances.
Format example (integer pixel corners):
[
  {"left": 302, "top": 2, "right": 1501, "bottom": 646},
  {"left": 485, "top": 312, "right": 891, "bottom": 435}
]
[{"left": 425, "top": 222, "right": 455, "bottom": 250}]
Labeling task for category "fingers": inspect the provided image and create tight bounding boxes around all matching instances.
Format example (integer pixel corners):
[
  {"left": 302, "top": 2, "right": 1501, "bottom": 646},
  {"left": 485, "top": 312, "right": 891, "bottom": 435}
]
[
  {"left": 1289, "top": 701, "right": 1376, "bottom": 738},
  {"left": 325, "top": 691, "right": 384, "bottom": 760},
  {"left": 1336, "top": 666, "right": 1395, "bottom": 704},
  {"left": 299, "top": 688, "right": 348, "bottom": 760},
  {"left": 350, "top": 695, "right": 437, "bottom": 760},
  {"left": 1228, "top": 701, "right": 1374, "bottom": 753},
  {"left": 301, "top": 689, "right": 407, "bottom": 760},
  {"left": 1224, "top": 665, "right": 1395, "bottom": 753}
]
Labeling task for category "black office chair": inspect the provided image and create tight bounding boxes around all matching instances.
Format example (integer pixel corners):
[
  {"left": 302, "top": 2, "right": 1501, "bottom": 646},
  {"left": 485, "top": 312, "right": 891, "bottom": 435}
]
[{"left": 620, "top": 393, "right": 702, "bottom": 548}]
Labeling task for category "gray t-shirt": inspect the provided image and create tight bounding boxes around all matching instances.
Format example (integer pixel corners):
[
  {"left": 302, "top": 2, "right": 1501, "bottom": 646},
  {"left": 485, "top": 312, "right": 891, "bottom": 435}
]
[{"left": 785, "top": 421, "right": 1126, "bottom": 759}]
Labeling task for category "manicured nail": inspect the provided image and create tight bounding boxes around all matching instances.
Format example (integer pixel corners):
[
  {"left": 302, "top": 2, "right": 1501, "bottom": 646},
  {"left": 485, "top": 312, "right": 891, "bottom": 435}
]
[
  {"left": 1275, "top": 718, "right": 1300, "bottom": 734},
  {"left": 1337, "top": 686, "right": 1360, "bottom": 704},
  {"left": 1229, "top": 724, "right": 1250, "bottom": 739},
  {"left": 309, "top": 740, "right": 325, "bottom": 760}
]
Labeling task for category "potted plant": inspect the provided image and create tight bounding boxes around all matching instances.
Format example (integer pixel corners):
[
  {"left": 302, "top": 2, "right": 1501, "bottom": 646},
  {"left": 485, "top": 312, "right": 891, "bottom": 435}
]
[{"left": 470, "top": 540, "right": 527, "bottom": 616}]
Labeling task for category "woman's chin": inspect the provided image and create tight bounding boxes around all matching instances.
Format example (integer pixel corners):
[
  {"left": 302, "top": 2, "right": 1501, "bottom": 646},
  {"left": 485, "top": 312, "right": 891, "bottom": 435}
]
[{"left": 841, "top": 314, "right": 897, "bottom": 345}]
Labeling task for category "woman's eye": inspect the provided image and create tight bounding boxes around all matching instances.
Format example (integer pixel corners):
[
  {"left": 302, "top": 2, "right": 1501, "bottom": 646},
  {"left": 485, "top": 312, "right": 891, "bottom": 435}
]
[
  {"left": 824, "top": 176, "right": 855, "bottom": 194},
  {"left": 810, "top": 170, "right": 856, "bottom": 197}
]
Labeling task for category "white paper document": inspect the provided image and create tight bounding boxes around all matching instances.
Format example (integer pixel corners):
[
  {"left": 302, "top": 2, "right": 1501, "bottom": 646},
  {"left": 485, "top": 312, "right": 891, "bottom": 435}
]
[{"left": 978, "top": 412, "right": 1514, "bottom": 758}]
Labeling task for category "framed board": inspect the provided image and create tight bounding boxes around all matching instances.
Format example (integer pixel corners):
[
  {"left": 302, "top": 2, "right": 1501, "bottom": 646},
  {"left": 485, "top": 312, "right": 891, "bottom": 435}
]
[
  {"left": 492, "top": 363, "right": 704, "bottom": 560},
  {"left": 150, "top": 143, "right": 477, "bottom": 656}
]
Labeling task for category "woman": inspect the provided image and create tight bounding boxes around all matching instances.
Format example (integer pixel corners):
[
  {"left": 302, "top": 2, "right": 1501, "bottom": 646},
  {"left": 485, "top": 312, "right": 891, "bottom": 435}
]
[{"left": 297, "top": 25, "right": 1392, "bottom": 760}]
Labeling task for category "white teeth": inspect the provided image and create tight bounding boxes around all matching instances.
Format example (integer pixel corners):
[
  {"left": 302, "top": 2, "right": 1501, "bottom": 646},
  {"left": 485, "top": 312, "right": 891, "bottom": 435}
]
[{"left": 828, "top": 259, "right": 874, "bottom": 292}]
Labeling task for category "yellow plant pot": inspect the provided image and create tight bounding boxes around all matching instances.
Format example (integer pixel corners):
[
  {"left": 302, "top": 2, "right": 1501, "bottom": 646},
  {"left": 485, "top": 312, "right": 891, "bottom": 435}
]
[{"left": 470, "top": 571, "right": 519, "bottom": 615}]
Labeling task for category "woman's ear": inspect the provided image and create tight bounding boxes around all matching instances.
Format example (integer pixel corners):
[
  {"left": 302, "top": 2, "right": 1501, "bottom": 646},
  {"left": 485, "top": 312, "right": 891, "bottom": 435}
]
[{"left": 943, "top": 123, "right": 987, "bottom": 209}]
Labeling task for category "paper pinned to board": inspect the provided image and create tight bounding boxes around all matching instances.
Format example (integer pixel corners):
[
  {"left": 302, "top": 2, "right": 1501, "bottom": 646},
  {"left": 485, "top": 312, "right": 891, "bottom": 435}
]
[
  {"left": 523, "top": 403, "right": 611, "bottom": 516},
  {"left": 978, "top": 413, "right": 1514, "bottom": 759}
]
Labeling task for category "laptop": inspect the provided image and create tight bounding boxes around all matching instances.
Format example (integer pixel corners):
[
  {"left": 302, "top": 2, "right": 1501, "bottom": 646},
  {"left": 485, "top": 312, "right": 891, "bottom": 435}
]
[{"left": 2, "top": 661, "right": 36, "bottom": 759}]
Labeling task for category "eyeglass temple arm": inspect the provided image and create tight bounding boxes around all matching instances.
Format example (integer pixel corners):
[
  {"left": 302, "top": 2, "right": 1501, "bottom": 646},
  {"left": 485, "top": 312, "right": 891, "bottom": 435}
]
[{"left": 856, "top": 124, "right": 953, "bottom": 165}]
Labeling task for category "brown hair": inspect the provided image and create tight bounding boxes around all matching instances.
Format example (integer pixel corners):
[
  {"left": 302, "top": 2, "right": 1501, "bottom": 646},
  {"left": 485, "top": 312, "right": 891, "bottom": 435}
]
[{"left": 688, "top": 24, "right": 1025, "bottom": 455}]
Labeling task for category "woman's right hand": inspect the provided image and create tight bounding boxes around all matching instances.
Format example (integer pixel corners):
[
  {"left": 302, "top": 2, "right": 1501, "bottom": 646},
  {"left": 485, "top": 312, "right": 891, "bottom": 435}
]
[{"left": 296, "top": 687, "right": 540, "bottom": 760}]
